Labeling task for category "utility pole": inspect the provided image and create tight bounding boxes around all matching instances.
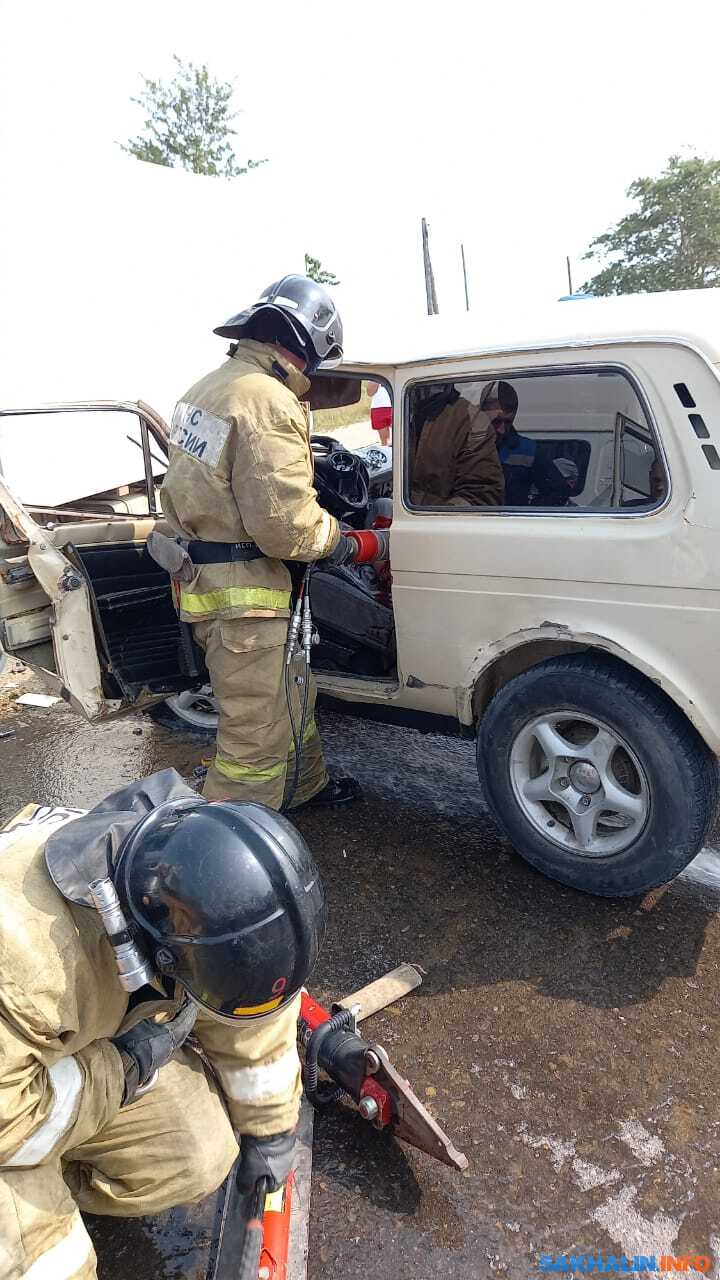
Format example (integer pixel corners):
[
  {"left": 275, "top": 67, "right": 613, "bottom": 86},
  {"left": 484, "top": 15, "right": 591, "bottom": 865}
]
[
  {"left": 421, "top": 217, "right": 439, "bottom": 315},
  {"left": 460, "top": 243, "right": 470, "bottom": 311},
  {"left": 566, "top": 255, "right": 573, "bottom": 296}
]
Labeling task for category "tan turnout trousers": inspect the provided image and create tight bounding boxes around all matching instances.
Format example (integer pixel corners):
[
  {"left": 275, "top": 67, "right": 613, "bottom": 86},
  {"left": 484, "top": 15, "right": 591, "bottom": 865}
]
[
  {"left": 193, "top": 617, "right": 328, "bottom": 806},
  {"left": 1, "top": 1050, "right": 238, "bottom": 1280}
]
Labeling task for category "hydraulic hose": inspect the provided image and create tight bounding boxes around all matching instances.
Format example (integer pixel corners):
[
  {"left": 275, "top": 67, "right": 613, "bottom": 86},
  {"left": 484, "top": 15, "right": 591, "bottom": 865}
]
[
  {"left": 282, "top": 566, "right": 313, "bottom": 812},
  {"left": 303, "top": 1007, "right": 354, "bottom": 1108}
]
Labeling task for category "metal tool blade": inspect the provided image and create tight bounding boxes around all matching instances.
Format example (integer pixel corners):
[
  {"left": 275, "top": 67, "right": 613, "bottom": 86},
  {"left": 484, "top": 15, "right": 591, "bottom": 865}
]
[
  {"left": 369, "top": 1045, "right": 468, "bottom": 1171},
  {"left": 336, "top": 964, "right": 423, "bottom": 1023}
]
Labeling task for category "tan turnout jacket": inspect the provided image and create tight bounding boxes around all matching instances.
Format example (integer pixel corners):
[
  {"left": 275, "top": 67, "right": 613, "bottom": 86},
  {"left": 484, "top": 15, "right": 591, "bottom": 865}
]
[
  {"left": 0, "top": 816, "right": 302, "bottom": 1175},
  {"left": 160, "top": 341, "right": 340, "bottom": 624},
  {"left": 410, "top": 394, "right": 505, "bottom": 508}
]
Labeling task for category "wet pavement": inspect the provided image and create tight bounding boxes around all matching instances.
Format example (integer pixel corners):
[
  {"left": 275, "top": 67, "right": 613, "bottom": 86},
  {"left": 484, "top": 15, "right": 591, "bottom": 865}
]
[{"left": 2, "top": 672, "right": 720, "bottom": 1278}]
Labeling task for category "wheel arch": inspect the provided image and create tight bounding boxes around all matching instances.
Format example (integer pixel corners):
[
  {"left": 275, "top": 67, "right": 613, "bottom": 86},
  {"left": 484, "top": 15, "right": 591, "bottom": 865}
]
[{"left": 462, "top": 626, "right": 720, "bottom": 755}]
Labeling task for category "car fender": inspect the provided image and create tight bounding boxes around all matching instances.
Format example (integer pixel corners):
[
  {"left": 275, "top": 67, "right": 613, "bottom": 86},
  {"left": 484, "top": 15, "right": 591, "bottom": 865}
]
[{"left": 458, "top": 622, "right": 720, "bottom": 755}]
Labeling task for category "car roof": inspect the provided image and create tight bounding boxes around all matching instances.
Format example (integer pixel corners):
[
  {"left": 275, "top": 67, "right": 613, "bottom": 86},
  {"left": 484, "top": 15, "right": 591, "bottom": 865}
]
[{"left": 341, "top": 287, "right": 720, "bottom": 368}]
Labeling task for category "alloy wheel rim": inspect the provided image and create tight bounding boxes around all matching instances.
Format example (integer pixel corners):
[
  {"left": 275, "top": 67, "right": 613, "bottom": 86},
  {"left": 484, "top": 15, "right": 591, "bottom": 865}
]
[
  {"left": 509, "top": 711, "right": 650, "bottom": 857},
  {"left": 164, "top": 685, "right": 219, "bottom": 730}
]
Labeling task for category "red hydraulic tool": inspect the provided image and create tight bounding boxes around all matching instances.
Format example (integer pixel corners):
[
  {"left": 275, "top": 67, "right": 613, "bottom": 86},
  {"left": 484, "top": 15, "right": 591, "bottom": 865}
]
[
  {"left": 210, "top": 1168, "right": 295, "bottom": 1280},
  {"left": 343, "top": 526, "right": 390, "bottom": 565},
  {"left": 230, "top": 1176, "right": 294, "bottom": 1280},
  {"left": 257, "top": 1176, "right": 294, "bottom": 1280},
  {"left": 298, "top": 990, "right": 468, "bottom": 1171}
]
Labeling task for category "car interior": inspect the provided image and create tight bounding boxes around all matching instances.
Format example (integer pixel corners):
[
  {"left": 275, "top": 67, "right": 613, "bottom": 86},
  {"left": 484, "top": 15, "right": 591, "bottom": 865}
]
[{"left": 405, "top": 369, "right": 666, "bottom": 511}]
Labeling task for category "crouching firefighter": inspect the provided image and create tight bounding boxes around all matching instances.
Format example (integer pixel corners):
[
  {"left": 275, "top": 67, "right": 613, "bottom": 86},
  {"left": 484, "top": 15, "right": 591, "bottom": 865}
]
[
  {"left": 154, "top": 273, "right": 368, "bottom": 810},
  {"left": 0, "top": 770, "right": 326, "bottom": 1280}
]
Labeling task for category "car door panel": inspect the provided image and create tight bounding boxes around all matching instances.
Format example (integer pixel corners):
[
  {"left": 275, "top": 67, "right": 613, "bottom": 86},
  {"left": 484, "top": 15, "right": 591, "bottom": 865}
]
[
  {"left": 0, "top": 477, "right": 108, "bottom": 717},
  {"left": 0, "top": 403, "right": 196, "bottom": 722}
]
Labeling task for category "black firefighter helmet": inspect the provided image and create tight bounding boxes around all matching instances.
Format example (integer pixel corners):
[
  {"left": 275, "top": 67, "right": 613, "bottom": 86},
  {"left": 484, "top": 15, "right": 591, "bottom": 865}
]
[
  {"left": 214, "top": 274, "right": 344, "bottom": 373},
  {"left": 115, "top": 796, "right": 326, "bottom": 1023}
]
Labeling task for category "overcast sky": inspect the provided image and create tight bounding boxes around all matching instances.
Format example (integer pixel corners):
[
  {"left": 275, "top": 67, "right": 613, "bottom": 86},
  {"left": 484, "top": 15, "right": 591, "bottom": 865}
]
[{"left": 1, "top": 0, "right": 719, "bottom": 384}]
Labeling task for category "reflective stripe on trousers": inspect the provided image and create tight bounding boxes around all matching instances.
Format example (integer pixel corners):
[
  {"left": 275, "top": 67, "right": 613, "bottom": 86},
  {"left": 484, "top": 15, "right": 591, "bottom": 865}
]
[
  {"left": 179, "top": 586, "right": 291, "bottom": 615},
  {"left": 214, "top": 718, "right": 318, "bottom": 783},
  {"left": 3, "top": 1057, "right": 83, "bottom": 1168},
  {"left": 216, "top": 1045, "right": 300, "bottom": 1105},
  {"left": 15, "top": 1211, "right": 94, "bottom": 1280},
  {"left": 0, "top": 1051, "right": 238, "bottom": 1280},
  {"left": 193, "top": 617, "right": 328, "bottom": 808}
]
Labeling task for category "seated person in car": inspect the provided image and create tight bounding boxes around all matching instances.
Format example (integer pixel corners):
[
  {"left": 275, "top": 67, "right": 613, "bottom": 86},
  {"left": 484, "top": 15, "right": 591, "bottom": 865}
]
[
  {"left": 649, "top": 458, "right": 667, "bottom": 503},
  {"left": 409, "top": 383, "right": 504, "bottom": 507},
  {"left": 486, "top": 381, "right": 573, "bottom": 507}
]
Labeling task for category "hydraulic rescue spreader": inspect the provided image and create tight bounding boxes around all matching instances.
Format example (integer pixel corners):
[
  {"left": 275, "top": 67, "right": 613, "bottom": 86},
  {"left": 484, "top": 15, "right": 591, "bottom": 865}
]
[{"left": 299, "top": 991, "right": 468, "bottom": 1171}]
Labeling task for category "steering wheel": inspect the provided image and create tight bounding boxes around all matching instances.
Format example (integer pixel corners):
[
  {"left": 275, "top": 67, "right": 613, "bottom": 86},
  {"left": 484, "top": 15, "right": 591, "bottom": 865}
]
[{"left": 311, "top": 435, "right": 369, "bottom": 517}]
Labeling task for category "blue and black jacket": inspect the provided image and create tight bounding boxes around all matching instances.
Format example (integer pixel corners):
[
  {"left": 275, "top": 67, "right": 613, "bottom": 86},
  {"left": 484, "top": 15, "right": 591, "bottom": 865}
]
[{"left": 498, "top": 428, "right": 571, "bottom": 507}]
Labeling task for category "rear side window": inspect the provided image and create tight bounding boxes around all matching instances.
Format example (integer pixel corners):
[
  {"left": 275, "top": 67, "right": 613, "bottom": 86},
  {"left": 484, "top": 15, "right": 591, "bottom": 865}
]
[{"left": 404, "top": 368, "right": 666, "bottom": 513}]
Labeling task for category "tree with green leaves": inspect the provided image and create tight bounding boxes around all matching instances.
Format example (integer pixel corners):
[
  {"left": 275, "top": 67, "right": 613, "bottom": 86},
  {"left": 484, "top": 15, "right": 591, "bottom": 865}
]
[
  {"left": 123, "top": 55, "right": 265, "bottom": 177},
  {"left": 581, "top": 154, "right": 720, "bottom": 296},
  {"left": 304, "top": 253, "right": 339, "bottom": 286}
]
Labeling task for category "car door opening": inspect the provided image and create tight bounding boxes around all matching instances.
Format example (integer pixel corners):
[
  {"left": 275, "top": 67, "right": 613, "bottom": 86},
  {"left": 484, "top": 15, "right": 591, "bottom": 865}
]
[
  {"left": 66, "top": 541, "right": 199, "bottom": 701},
  {"left": 307, "top": 377, "right": 397, "bottom": 680}
]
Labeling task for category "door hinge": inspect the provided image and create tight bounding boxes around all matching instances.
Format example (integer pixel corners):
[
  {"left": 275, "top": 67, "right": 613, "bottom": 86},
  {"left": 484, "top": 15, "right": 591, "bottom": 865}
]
[{"left": 59, "top": 567, "right": 83, "bottom": 592}]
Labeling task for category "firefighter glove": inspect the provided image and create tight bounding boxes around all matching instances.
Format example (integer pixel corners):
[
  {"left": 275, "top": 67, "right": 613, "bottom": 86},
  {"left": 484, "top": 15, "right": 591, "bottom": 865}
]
[
  {"left": 112, "top": 999, "right": 198, "bottom": 1106},
  {"left": 320, "top": 532, "right": 357, "bottom": 567},
  {"left": 237, "top": 1130, "right": 296, "bottom": 1194}
]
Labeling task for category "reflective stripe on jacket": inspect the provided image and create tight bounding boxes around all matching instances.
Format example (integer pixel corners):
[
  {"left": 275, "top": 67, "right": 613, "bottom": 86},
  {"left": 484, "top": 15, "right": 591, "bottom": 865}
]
[{"left": 160, "top": 341, "right": 340, "bottom": 624}]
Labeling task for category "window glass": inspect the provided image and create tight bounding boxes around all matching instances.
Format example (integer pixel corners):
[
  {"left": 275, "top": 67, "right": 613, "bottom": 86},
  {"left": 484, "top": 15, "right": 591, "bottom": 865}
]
[
  {"left": 310, "top": 378, "right": 386, "bottom": 443},
  {"left": 405, "top": 370, "right": 666, "bottom": 512},
  {"left": 0, "top": 410, "right": 166, "bottom": 518}
]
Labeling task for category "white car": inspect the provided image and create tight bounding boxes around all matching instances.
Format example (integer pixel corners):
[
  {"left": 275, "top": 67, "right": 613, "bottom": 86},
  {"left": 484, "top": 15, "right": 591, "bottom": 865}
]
[{"left": 2, "top": 289, "right": 720, "bottom": 897}]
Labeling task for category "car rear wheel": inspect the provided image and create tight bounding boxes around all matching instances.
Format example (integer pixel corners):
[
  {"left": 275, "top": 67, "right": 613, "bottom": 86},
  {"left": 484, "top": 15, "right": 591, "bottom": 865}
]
[{"left": 477, "top": 655, "right": 718, "bottom": 897}]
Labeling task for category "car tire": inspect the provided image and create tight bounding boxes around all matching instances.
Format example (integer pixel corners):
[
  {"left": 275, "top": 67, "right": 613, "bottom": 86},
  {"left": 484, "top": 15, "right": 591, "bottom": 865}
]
[
  {"left": 148, "top": 685, "right": 218, "bottom": 738},
  {"left": 476, "top": 654, "right": 719, "bottom": 897}
]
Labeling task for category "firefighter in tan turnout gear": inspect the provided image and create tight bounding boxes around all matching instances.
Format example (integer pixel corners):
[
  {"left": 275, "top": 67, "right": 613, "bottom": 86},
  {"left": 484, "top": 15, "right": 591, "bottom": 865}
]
[
  {"left": 0, "top": 771, "right": 326, "bottom": 1280},
  {"left": 159, "top": 275, "right": 362, "bottom": 809}
]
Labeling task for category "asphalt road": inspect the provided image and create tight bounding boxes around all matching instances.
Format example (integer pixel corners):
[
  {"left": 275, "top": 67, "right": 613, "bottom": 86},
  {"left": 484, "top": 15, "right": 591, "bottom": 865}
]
[{"left": 1, "top": 672, "right": 720, "bottom": 1278}]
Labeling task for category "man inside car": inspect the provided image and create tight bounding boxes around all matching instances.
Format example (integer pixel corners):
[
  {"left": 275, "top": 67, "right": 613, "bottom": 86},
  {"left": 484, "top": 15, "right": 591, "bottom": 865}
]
[
  {"left": 485, "top": 380, "right": 573, "bottom": 507},
  {"left": 409, "top": 382, "right": 504, "bottom": 508}
]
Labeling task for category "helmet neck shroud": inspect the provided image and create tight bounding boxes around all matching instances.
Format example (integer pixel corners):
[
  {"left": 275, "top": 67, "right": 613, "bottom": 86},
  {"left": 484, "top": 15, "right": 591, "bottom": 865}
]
[{"left": 242, "top": 308, "right": 312, "bottom": 369}]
